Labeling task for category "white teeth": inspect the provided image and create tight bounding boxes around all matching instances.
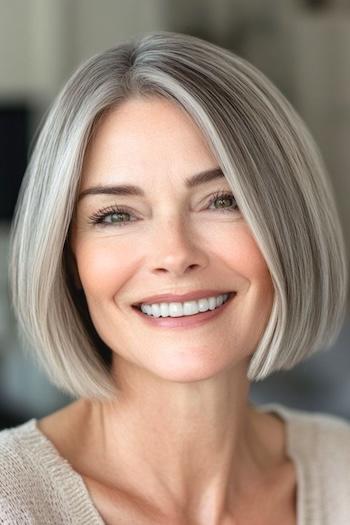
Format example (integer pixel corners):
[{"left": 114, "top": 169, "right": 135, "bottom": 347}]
[{"left": 139, "top": 293, "right": 231, "bottom": 318}]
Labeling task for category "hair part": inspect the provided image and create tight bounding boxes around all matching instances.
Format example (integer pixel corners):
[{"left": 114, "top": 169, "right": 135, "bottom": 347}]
[{"left": 9, "top": 31, "right": 349, "bottom": 400}]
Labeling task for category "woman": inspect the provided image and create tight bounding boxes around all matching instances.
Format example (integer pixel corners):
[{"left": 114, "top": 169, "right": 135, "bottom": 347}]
[{"left": 0, "top": 31, "right": 348, "bottom": 524}]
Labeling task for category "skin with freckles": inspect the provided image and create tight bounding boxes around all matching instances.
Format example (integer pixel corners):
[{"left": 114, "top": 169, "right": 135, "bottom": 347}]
[{"left": 38, "top": 97, "right": 297, "bottom": 524}]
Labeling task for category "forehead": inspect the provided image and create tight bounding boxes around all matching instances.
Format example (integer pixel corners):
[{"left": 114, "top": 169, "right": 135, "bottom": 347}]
[{"left": 80, "top": 97, "right": 219, "bottom": 190}]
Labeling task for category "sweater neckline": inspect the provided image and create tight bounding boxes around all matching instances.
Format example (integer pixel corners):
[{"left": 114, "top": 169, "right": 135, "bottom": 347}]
[{"left": 22, "top": 402, "right": 310, "bottom": 525}]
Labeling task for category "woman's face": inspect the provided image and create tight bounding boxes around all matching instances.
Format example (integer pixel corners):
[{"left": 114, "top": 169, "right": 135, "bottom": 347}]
[{"left": 71, "top": 97, "right": 274, "bottom": 383}]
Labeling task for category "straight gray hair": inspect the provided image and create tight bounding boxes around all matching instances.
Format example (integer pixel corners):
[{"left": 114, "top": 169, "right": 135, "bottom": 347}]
[{"left": 9, "top": 31, "right": 348, "bottom": 400}]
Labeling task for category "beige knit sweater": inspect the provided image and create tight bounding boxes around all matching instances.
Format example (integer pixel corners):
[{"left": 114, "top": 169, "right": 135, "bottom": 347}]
[{"left": 0, "top": 403, "right": 349, "bottom": 524}]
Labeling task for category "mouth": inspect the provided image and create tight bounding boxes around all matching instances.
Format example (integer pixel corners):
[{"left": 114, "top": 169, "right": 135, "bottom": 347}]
[
  {"left": 130, "top": 291, "right": 236, "bottom": 329},
  {"left": 131, "top": 292, "right": 237, "bottom": 319}
]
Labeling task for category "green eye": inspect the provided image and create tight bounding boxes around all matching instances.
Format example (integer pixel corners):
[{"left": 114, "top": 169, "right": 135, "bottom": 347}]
[
  {"left": 208, "top": 191, "right": 239, "bottom": 212},
  {"left": 88, "top": 207, "right": 136, "bottom": 227},
  {"left": 107, "top": 212, "right": 131, "bottom": 223},
  {"left": 88, "top": 190, "right": 240, "bottom": 228}
]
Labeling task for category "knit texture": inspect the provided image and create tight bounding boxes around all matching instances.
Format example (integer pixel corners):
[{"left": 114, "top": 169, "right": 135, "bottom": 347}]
[{"left": 0, "top": 403, "right": 349, "bottom": 524}]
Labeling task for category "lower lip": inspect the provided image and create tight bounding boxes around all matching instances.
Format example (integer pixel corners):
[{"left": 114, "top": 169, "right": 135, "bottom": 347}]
[{"left": 131, "top": 293, "right": 236, "bottom": 329}]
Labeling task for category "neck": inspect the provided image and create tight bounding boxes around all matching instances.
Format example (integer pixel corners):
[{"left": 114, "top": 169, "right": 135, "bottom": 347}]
[{"left": 80, "top": 359, "right": 285, "bottom": 523}]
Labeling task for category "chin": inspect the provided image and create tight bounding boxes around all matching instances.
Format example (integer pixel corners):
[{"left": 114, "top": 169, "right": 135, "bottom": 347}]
[{"left": 147, "top": 353, "right": 236, "bottom": 384}]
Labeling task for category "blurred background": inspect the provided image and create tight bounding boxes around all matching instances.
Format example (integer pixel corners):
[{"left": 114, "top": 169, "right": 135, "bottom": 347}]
[{"left": 0, "top": 0, "right": 349, "bottom": 429}]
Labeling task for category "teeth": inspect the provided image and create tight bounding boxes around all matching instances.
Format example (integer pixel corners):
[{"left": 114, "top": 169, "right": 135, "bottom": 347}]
[{"left": 139, "top": 293, "right": 231, "bottom": 318}]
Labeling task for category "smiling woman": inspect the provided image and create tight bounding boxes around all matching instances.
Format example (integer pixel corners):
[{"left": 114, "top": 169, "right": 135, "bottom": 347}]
[
  {"left": 69, "top": 96, "right": 274, "bottom": 386},
  {"left": 1, "top": 31, "right": 349, "bottom": 524}
]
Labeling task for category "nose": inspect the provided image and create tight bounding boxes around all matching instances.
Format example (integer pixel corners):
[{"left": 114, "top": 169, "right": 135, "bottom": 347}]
[{"left": 147, "top": 214, "right": 209, "bottom": 277}]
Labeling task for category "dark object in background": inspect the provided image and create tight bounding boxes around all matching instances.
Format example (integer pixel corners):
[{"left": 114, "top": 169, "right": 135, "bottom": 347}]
[
  {"left": 0, "top": 104, "right": 29, "bottom": 220},
  {"left": 302, "top": 0, "right": 331, "bottom": 8},
  {"left": 0, "top": 407, "right": 28, "bottom": 431}
]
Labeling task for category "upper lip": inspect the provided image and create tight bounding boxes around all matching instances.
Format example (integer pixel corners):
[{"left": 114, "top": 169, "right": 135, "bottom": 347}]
[{"left": 132, "top": 289, "right": 234, "bottom": 306}]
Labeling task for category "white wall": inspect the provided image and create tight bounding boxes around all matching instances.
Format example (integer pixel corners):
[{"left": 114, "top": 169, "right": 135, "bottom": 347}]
[
  {"left": 0, "top": 0, "right": 168, "bottom": 101},
  {"left": 71, "top": 0, "right": 167, "bottom": 65},
  {"left": 290, "top": 13, "right": 350, "bottom": 269},
  {"left": 0, "top": 0, "right": 31, "bottom": 98}
]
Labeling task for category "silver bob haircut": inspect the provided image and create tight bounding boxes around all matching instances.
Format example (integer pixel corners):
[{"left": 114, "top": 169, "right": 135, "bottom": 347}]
[{"left": 9, "top": 31, "right": 348, "bottom": 401}]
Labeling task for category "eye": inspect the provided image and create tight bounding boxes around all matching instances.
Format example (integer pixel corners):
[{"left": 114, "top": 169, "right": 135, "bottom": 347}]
[
  {"left": 88, "top": 206, "right": 136, "bottom": 227},
  {"left": 207, "top": 191, "right": 239, "bottom": 213},
  {"left": 87, "top": 191, "right": 240, "bottom": 228}
]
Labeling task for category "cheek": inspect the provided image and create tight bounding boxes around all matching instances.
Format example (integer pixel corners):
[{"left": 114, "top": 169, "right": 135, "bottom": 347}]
[
  {"left": 74, "top": 237, "right": 138, "bottom": 301},
  {"left": 219, "top": 226, "right": 273, "bottom": 288},
  {"left": 219, "top": 227, "right": 274, "bottom": 326}
]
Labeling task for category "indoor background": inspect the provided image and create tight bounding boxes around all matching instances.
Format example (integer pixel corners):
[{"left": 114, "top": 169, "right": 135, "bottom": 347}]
[{"left": 0, "top": 0, "right": 349, "bottom": 428}]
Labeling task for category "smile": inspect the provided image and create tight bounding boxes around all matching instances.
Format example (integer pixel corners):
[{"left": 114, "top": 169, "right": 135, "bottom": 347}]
[
  {"left": 137, "top": 292, "right": 232, "bottom": 318},
  {"left": 131, "top": 292, "right": 236, "bottom": 329}
]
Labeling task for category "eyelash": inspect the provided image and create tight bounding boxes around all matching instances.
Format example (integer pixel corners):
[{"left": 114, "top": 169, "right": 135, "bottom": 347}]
[{"left": 87, "top": 191, "right": 239, "bottom": 227}]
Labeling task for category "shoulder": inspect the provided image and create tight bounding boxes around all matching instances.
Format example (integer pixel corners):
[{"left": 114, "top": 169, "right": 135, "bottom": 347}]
[
  {"left": 0, "top": 415, "right": 104, "bottom": 524},
  {"left": 275, "top": 405, "right": 350, "bottom": 520},
  {"left": 279, "top": 404, "right": 350, "bottom": 442},
  {"left": 291, "top": 407, "right": 350, "bottom": 467},
  {"left": 0, "top": 419, "right": 67, "bottom": 523},
  {"left": 260, "top": 402, "right": 350, "bottom": 435},
  {"left": 0, "top": 419, "right": 40, "bottom": 480},
  {"left": 263, "top": 404, "right": 350, "bottom": 481},
  {"left": 259, "top": 403, "right": 350, "bottom": 463},
  {"left": 0, "top": 421, "right": 39, "bottom": 521}
]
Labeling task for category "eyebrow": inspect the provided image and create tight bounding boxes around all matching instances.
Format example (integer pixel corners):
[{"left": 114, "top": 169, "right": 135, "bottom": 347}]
[{"left": 77, "top": 167, "right": 225, "bottom": 202}]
